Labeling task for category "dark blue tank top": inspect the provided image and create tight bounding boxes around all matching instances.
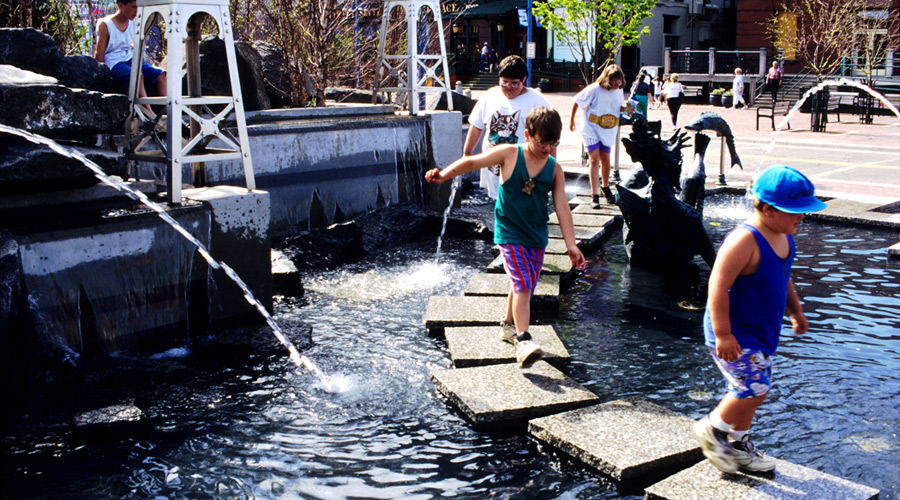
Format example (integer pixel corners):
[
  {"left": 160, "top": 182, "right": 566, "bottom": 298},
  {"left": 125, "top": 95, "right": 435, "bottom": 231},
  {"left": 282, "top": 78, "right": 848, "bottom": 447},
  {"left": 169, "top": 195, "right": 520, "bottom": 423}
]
[
  {"left": 494, "top": 145, "right": 555, "bottom": 249},
  {"left": 704, "top": 223, "right": 795, "bottom": 355}
]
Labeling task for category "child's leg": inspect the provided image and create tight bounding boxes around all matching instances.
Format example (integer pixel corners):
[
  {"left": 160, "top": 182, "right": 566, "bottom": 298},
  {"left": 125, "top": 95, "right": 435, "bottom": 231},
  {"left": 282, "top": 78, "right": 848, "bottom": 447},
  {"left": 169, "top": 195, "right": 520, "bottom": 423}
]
[
  {"left": 714, "top": 392, "right": 768, "bottom": 433},
  {"left": 598, "top": 150, "right": 612, "bottom": 188},
  {"left": 587, "top": 148, "right": 601, "bottom": 195}
]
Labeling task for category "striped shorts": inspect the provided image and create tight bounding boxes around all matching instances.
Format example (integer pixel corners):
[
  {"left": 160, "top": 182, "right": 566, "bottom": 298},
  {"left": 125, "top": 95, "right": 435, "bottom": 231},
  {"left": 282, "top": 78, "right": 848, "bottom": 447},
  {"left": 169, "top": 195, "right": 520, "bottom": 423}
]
[{"left": 499, "top": 243, "right": 545, "bottom": 293}]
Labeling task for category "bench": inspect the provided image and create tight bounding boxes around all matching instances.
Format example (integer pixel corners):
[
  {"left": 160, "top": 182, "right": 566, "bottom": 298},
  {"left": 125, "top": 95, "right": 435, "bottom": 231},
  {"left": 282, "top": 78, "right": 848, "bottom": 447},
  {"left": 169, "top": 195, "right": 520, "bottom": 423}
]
[
  {"left": 756, "top": 97, "right": 793, "bottom": 131},
  {"left": 682, "top": 85, "right": 703, "bottom": 98},
  {"left": 825, "top": 94, "right": 841, "bottom": 122}
]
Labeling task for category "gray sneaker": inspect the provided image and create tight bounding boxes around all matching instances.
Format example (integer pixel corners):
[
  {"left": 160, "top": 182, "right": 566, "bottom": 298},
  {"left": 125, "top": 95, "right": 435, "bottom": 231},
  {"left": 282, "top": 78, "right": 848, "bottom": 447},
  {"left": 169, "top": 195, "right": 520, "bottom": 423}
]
[
  {"left": 733, "top": 435, "right": 776, "bottom": 472},
  {"left": 692, "top": 417, "right": 738, "bottom": 473},
  {"left": 516, "top": 339, "right": 543, "bottom": 368},
  {"left": 500, "top": 321, "right": 516, "bottom": 344}
]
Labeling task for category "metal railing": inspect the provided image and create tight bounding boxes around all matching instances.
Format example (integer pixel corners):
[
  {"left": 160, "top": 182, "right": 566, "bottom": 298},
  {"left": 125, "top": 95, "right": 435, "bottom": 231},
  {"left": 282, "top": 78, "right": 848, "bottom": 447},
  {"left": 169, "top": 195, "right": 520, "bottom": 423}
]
[{"left": 665, "top": 48, "right": 767, "bottom": 77}]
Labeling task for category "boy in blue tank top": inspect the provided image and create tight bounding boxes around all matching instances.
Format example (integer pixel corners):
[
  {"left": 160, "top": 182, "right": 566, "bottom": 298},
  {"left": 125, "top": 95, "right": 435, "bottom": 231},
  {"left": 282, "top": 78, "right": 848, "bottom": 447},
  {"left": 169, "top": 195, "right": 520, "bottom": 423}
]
[
  {"left": 425, "top": 107, "right": 586, "bottom": 368},
  {"left": 694, "top": 165, "right": 826, "bottom": 473}
]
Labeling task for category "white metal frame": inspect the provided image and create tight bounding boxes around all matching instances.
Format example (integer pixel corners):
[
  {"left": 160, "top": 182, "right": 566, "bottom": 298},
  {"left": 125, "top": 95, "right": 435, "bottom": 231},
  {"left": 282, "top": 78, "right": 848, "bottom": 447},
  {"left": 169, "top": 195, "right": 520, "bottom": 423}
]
[
  {"left": 372, "top": 0, "right": 453, "bottom": 115},
  {"left": 127, "top": 0, "right": 254, "bottom": 203}
]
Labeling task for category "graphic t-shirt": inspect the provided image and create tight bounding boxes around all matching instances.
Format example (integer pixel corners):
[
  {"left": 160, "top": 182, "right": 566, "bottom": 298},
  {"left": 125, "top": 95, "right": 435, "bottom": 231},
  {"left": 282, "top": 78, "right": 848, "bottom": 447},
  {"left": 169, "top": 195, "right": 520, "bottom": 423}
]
[
  {"left": 573, "top": 82, "right": 624, "bottom": 148},
  {"left": 469, "top": 87, "right": 551, "bottom": 199}
]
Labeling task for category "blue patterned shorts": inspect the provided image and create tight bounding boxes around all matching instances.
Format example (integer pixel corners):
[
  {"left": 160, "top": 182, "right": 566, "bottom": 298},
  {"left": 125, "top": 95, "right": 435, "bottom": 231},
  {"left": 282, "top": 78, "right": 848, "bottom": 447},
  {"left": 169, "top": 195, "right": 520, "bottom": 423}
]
[{"left": 709, "top": 348, "right": 773, "bottom": 399}]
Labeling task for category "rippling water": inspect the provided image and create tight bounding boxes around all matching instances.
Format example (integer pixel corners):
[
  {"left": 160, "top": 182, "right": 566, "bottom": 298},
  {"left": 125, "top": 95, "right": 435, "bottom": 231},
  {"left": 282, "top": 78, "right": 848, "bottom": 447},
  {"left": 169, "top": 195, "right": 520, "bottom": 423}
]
[{"left": 3, "top": 197, "right": 898, "bottom": 499}]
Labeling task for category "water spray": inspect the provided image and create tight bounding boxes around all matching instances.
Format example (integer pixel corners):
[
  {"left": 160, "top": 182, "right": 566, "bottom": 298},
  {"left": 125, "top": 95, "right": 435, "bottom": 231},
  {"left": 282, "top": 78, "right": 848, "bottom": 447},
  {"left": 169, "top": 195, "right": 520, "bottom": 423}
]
[{"left": 0, "top": 124, "right": 349, "bottom": 393}]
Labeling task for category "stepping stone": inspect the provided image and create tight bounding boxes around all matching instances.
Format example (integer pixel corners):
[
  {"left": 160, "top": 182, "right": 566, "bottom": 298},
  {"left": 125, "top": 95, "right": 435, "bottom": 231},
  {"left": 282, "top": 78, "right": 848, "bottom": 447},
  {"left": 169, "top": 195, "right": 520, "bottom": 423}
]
[
  {"left": 528, "top": 398, "right": 702, "bottom": 489},
  {"left": 548, "top": 224, "right": 605, "bottom": 241},
  {"left": 572, "top": 203, "right": 620, "bottom": 216},
  {"left": 645, "top": 458, "right": 880, "bottom": 500},
  {"left": 424, "top": 296, "right": 509, "bottom": 334},
  {"left": 889, "top": 241, "right": 900, "bottom": 259},
  {"left": 444, "top": 325, "right": 570, "bottom": 368},
  {"left": 464, "top": 273, "right": 559, "bottom": 307},
  {"left": 550, "top": 212, "right": 616, "bottom": 229},
  {"left": 431, "top": 360, "right": 599, "bottom": 425},
  {"left": 545, "top": 238, "right": 569, "bottom": 255},
  {"left": 486, "top": 252, "right": 577, "bottom": 277}
]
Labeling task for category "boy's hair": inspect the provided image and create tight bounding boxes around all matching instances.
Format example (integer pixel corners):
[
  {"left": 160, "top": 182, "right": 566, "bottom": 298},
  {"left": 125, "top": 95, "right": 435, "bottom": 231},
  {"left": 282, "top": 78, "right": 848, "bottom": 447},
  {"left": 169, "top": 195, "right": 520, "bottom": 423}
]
[
  {"left": 525, "top": 107, "right": 562, "bottom": 142},
  {"left": 118, "top": 0, "right": 136, "bottom": 4},
  {"left": 671, "top": 73, "right": 680, "bottom": 82},
  {"left": 735, "top": 67, "right": 743, "bottom": 75},
  {"left": 499, "top": 55, "right": 528, "bottom": 81},
  {"left": 596, "top": 64, "right": 625, "bottom": 90}
]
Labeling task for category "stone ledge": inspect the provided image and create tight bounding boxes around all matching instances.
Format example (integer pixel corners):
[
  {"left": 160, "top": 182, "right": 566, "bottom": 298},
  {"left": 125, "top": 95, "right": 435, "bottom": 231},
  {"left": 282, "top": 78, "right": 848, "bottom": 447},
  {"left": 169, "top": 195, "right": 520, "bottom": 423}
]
[
  {"left": 431, "top": 360, "right": 599, "bottom": 425},
  {"left": 426, "top": 295, "right": 561, "bottom": 335},
  {"left": 445, "top": 325, "right": 570, "bottom": 368},
  {"left": 529, "top": 398, "right": 702, "bottom": 488},
  {"left": 645, "top": 457, "right": 880, "bottom": 500}
]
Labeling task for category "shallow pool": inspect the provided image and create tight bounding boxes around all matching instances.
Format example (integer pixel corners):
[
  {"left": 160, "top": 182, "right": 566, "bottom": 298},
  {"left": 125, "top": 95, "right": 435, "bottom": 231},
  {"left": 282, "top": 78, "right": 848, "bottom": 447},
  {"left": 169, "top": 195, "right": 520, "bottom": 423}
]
[{"left": 2, "top": 197, "right": 898, "bottom": 499}]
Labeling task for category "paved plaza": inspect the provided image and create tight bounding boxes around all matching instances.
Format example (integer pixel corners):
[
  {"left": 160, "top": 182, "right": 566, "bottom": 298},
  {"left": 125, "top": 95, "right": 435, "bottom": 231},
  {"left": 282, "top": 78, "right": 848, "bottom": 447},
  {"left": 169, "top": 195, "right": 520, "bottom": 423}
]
[{"left": 472, "top": 90, "right": 900, "bottom": 205}]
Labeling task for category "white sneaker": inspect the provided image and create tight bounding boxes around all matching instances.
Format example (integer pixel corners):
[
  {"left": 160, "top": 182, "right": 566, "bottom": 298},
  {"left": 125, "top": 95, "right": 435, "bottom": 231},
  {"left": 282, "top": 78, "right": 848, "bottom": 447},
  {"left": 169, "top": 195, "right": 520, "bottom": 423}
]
[
  {"left": 733, "top": 436, "right": 777, "bottom": 472},
  {"left": 500, "top": 321, "right": 516, "bottom": 344},
  {"left": 692, "top": 417, "right": 738, "bottom": 473},
  {"left": 516, "top": 339, "right": 543, "bottom": 368}
]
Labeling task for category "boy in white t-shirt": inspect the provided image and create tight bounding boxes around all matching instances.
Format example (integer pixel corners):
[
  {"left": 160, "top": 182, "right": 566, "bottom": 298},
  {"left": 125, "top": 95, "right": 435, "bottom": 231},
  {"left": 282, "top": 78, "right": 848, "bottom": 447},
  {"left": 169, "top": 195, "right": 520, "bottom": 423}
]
[
  {"left": 464, "top": 55, "right": 552, "bottom": 200},
  {"left": 569, "top": 64, "right": 626, "bottom": 208}
]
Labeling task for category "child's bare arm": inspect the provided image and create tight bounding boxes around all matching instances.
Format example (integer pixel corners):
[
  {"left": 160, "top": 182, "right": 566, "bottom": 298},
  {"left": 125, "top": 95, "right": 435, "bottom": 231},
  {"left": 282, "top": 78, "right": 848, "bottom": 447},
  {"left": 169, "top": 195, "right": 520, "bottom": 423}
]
[
  {"left": 425, "top": 145, "right": 515, "bottom": 184},
  {"left": 551, "top": 163, "right": 585, "bottom": 270},
  {"left": 569, "top": 101, "right": 579, "bottom": 132},
  {"left": 785, "top": 277, "right": 809, "bottom": 335},
  {"left": 707, "top": 229, "right": 756, "bottom": 361}
]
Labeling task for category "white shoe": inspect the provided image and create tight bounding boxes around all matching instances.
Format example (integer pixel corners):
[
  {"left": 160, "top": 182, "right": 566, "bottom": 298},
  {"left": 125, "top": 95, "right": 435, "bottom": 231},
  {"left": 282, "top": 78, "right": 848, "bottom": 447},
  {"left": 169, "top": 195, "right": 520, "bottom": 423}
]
[
  {"left": 516, "top": 339, "right": 543, "bottom": 368},
  {"left": 500, "top": 321, "right": 516, "bottom": 344},
  {"left": 692, "top": 418, "right": 738, "bottom": 473},
  {"left": 733, "top": 436, "right": 777, "bottom": 472}
]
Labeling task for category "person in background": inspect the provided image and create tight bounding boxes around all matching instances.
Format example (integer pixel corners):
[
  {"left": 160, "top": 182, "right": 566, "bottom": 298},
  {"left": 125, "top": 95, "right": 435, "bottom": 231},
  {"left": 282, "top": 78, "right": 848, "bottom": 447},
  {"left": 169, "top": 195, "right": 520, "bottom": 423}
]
[
  {"left": 425, "top": 107, "right": 586, "bottom": 368},
  {"left": 693, "top": 165, "right": 826, "bottom": 474},
  {"left": 652, "top": 75, "right": 664, "bottom": 108},
  {"left": 569, "top": 64, "right": 627, "bottom": 208},
  {"left": 630, "top": 70, "right": 652, "bottom": 117},
  {"left": 733, "top": 68, "right": 746, "bottom": 109},
  {"left": 480, "top": 42, "right": 490, "bottom": 72},
  {"left": 94, "top": 0, "right": 167, "bottom": 120},
  {"left": 662, "top": 73, "right": 684, "bottom": 128},
  {"left": 465, "top": 55, "right": 552, "bottom": 200},
  {"left": 766, "top": 61, "right": 783, "bottom": 101}
]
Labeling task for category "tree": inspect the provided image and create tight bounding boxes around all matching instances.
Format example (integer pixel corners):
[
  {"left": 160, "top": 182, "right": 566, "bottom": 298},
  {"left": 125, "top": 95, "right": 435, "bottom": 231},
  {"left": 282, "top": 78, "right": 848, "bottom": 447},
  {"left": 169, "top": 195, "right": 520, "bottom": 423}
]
[
  {"left": 0, "top": 0, "right": 95, "bottom": 55},
  {"left": 532, "top": 0, "right": 654, "bottom": 83}
]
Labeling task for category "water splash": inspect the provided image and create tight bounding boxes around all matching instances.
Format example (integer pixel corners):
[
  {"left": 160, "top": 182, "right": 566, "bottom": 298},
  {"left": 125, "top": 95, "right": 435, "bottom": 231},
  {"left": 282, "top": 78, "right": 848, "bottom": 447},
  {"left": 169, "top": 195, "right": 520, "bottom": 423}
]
[
  {"left": 433, "top": 176, "right": 461, "bottom": 263},
  {"left": 0, "top": 124, "right": 348, "bottom": 393},
  {"left": 758, "top": 78, "right": 900, "bottom": 171}
]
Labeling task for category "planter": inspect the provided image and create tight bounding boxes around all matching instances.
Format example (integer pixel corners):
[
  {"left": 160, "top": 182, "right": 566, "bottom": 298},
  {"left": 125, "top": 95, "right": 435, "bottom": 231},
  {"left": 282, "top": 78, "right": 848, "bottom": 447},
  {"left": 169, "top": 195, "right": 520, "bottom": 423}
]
[
  {"left": 710, "top": 94, "right": 722, "bottom": 106},
  {"left": 722, "top": 95, "right": 733, "bottom": 108}
]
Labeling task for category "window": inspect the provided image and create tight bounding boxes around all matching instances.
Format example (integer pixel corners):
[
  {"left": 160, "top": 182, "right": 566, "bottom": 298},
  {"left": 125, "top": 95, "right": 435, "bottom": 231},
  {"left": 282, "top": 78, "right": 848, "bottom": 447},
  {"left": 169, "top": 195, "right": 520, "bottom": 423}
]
[{"left": 663, "top": 15, "right": 679, "bottom": 35}]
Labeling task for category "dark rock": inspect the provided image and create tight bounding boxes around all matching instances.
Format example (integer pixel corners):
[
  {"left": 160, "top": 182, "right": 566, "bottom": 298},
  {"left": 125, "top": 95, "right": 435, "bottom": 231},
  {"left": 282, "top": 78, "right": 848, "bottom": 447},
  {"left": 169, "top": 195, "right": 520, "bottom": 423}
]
[
  {"left": 326, "top": 86, "right": 387, "bottom": 104},
  {"left": 0, "top": 84, "right": 129, "bottom": 135},
  {"left": 278, "top": 220, "right": 364, "bottom": 271},
  {"left": 0, "top": 232, "right": 24, "bottom": 342},
  {"left": 0, "top": 135, "right": 128, "bottom": 194},
  {"left": 254, "top": 42, "right": 294, "bottom": 109},
  {"left": 271, "top": 249, "right": 304, "bottom": 297},
  {"left": 199, "top": 37, "right": 271, "bottom": 111},
  {"left": 428, "top": 90, "right": 477, "bottom": 117},
  {"left": 73, "top": 403, "right": 153, "bottom": 439},
  {"left": 356, "top": 203, "right": 430, "bottom": 254},
  {"left": 0, "top": 28, "right": 116, "bottom": 92}
]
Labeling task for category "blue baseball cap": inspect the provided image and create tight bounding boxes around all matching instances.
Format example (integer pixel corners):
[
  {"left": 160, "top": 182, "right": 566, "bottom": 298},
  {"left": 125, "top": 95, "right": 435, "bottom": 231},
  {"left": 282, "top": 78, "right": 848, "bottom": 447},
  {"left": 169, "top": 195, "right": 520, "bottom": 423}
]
[{"left": 751, "top": 165, "right": 827, "bottom": 214}]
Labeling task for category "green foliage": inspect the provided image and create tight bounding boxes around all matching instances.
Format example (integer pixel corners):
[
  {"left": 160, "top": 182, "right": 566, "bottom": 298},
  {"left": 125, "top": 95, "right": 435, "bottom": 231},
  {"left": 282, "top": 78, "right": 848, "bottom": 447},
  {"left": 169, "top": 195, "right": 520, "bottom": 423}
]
[
  {"left": 711, "top": 87, "right": 726, "bottom": 95},
  {"left": 532, "top": 0, "right": 654, "bottom": 82},
  {"left": 0, "top": 0, "right": 95, "bottom": 55},
  {"left": 723, "top": 89, "right": 733, "bottom": 96}
]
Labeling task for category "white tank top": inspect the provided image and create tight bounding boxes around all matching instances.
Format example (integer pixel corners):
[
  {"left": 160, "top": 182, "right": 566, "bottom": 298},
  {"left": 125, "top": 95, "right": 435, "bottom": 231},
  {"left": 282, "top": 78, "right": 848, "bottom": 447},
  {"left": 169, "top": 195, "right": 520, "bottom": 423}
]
[{"left": 101, "top": 17, "right": 135, "bottom": 69}]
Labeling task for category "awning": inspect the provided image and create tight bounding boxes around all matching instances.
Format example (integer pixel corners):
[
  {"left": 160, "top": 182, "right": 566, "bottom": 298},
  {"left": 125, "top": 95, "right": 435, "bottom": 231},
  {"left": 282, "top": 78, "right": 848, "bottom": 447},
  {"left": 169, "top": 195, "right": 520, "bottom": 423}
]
[{"left": 458, "top": 0, "right": 524, "bottom": 17}]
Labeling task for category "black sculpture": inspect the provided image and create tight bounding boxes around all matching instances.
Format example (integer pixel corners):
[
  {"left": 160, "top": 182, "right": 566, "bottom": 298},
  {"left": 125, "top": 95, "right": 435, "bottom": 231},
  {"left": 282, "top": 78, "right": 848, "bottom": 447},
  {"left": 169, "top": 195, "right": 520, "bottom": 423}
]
[{"left": 616, "top": 119, "right": 716, "bottom": 284}]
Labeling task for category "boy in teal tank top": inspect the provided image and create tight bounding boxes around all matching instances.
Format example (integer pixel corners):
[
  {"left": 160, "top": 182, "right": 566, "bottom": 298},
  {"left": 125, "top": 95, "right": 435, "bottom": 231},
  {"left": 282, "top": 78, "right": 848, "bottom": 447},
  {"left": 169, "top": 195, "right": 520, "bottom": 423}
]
[
  {"left": 693, "top": 165, "right": 826, "bottom": 474},
  {"left": 425, "top": 107, "right": 585, "bottom": 368}
]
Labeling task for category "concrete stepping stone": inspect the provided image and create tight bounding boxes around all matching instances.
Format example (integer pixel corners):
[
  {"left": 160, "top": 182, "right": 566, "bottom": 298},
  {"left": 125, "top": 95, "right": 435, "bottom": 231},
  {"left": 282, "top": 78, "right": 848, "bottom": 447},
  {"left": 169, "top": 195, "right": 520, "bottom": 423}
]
[
  {"left": 431, "top": 360, "right": 600, "bottom": 425},
  {"left": 424, "top": 296, "right": 508, "bottom": 334},
  {"left": 889, "top": 240, "right": 900, "bottom": 259},
  {"left": 528, "top": 398, "right": 702, "bottom": 489},
  {"left": 545, "top": 238, "right": 569, "bottom": 255},
  {"left": 550, "top": 212, "right": 616, "bottom": 229},
  {"left": 548, "top": 224, "right": 605, "bottom": 242},
  {"left": 444, "top": 325, "right": 570, "bottom": 368},
  {"left": 644, "top": 457, "right": 880, "bottom": 500},
  {"left": 486, "top": 252, "right": 577, "bottom": 277},
  {"left": 572, "top": 203, "right": 621, "bottom": 216},
  {"left": 464, "top": 273, "right": 558, "bottom": 309}
]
